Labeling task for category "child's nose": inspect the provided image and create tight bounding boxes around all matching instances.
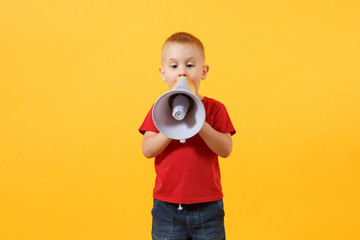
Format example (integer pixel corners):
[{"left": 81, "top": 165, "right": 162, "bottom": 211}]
[{"left": 178, "top": 66, "right": 188, "bottom": 77}]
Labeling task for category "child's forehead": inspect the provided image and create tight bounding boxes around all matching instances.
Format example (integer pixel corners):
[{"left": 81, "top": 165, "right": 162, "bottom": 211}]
[
  {"left": 161, "top": 42, "right": 204, "bottom": 61},
  {"left": 163, "top": 42, "right": 197, "bottom": 53}
]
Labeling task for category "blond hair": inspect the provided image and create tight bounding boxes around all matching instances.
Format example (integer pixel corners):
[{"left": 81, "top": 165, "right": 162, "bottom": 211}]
[{"left": 162, "top": 32, "right": 205, "bottom": 60}]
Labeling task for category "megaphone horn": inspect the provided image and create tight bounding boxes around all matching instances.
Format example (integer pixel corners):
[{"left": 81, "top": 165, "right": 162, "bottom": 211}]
[{"left": 152, "top": 76, "right": 206, "bottom": 143}]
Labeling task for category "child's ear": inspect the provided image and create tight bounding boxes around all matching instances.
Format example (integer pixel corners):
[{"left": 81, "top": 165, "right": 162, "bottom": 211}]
[
  {"left": 201, "top": 65, "right": 210, "bottom": 80},
  {"left": 159, "top": 67, "right": 166, "bottom": 82}
]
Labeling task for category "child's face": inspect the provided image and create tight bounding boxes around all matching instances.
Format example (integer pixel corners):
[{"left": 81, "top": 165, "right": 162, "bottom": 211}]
[{"left": 159, "top": 43, "right": 209, "bottom": 95}]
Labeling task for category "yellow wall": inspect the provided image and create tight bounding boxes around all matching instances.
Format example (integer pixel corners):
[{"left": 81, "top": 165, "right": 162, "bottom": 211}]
[{"left": 1, "top": 0, "right": 359, "bottom": 239}]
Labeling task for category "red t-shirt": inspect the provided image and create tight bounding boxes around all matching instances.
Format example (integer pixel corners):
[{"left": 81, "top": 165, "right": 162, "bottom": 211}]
[{"left": 139, "top": 97, "right": 236, "bottom": 204}]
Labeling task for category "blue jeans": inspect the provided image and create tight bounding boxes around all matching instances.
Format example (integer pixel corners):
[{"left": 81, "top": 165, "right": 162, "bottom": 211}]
[{"left": 151, "top": 199, "right": 226, "bottom": 240}]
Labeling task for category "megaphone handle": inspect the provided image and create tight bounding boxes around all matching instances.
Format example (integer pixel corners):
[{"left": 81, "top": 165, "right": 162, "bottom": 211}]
[{"left": 180, "top": 139, "right": 186, "bottom": 143}]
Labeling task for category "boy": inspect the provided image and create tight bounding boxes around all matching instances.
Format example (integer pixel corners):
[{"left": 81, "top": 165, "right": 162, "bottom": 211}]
[{"left": 139, "top": 32, "right": 236, "bottom": 240}]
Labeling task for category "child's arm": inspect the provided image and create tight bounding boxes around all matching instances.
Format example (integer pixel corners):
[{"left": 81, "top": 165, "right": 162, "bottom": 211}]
[
  {"left": 198, "top": 122, "right": 233, "bottom": 158},
  {"left": 141, "top": 131, "right": 172, "bottom": 158}
]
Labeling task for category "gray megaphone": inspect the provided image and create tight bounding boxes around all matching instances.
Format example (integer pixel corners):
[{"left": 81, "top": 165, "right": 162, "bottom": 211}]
[{"left": 152, "top": 76, "right": 206, "bottom": 143}]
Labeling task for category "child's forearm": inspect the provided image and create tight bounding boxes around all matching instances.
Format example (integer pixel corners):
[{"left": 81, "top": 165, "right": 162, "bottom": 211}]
[
  {"left": 142, "top": 131, "right": 172, "bottom": 158},
  {"left": 198, "top": 122, "right": 233, "bottom": 158}
]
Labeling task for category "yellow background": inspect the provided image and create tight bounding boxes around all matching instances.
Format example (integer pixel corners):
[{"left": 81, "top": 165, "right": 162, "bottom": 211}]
[{"left": 1, "top": 0, "right": 359, "bottom": 239}]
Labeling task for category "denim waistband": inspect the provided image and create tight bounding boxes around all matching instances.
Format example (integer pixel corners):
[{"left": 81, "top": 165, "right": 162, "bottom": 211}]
[{"left": 155, "top": 198, "right": 223, "bottom": 210}]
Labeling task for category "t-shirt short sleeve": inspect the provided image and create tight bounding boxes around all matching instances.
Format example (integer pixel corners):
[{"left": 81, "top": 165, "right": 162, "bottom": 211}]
[
  {"left": 204, "top": 98, "right": 236, "bottom": 136},
  {"left": 139, "top": 105, "right": 159, "bottom": 135}
]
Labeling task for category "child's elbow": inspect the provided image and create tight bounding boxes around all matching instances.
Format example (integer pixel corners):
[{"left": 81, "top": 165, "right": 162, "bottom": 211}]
[
  {"left": 142, "top": 148, "right": 155, "bottom": 159},
  {"left": 219, "top": 138, "right": 233, "bottom": 158},
  {"left": 219, "top": 149, "right": 232, "bottom": 158}
]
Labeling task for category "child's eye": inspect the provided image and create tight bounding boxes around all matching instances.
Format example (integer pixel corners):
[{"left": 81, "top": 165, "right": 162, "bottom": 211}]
[
  {"left": 170, "top": 65, "right": 177, "bottom": 69},
  {"left": 187, "top": 64, "right": 194, "bottom": 68}
]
